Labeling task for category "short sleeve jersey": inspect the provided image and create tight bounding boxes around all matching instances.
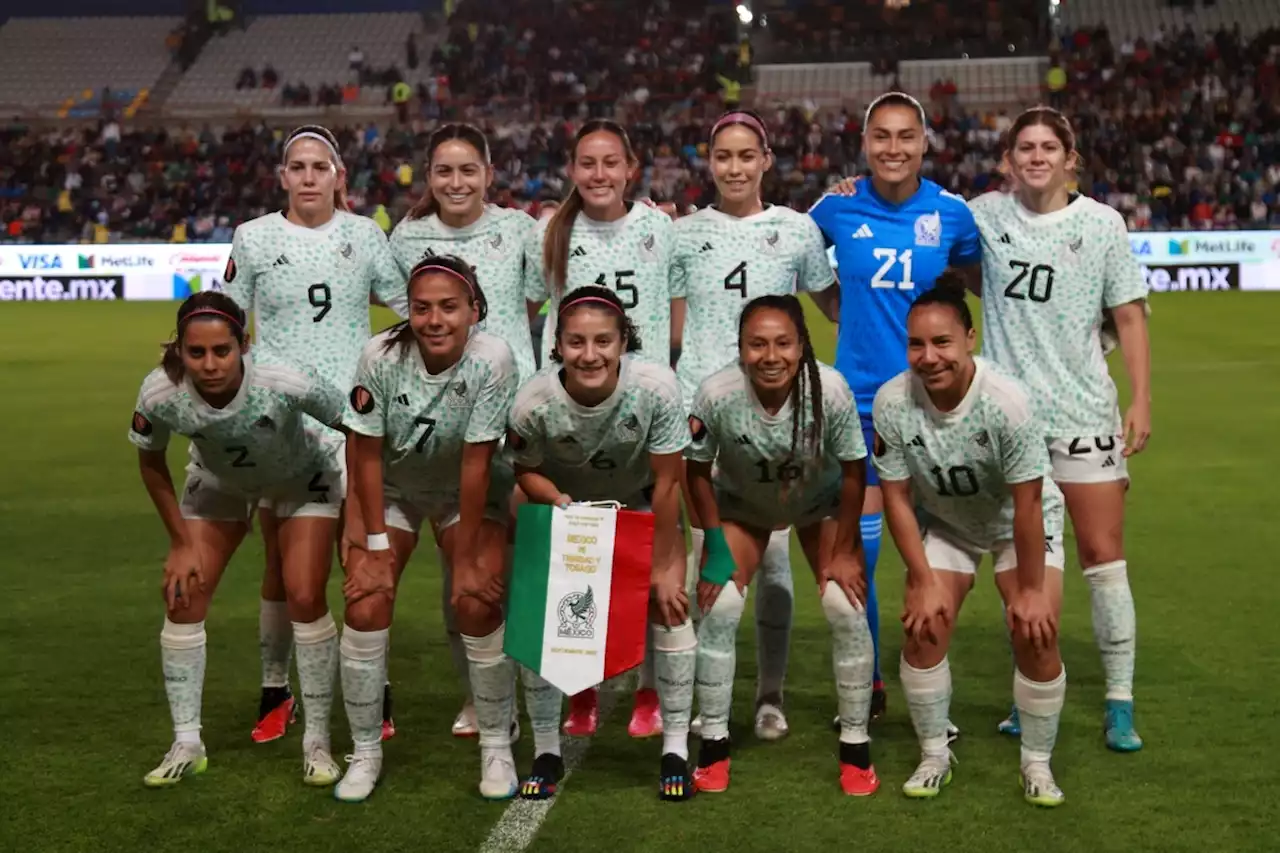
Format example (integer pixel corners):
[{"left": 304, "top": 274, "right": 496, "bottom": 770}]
[
  {"left": 671, "top": 205, "right": 834, "bottom": 406},
  {"left": 524, "top": 202, "right": 677, "bottom": 367},
  {"left": 970, "top": 192, "right": 1148, "bottom": 438},
  {"left": 128, "top": 355, "right": 344, "bottom": 494},
  {"left": 809, "top": 178, "right": 982, "bottom": 415},
  {"left": 871, "top": 358, "right": 1065, "bottom": 549},
  {"left": 224, "top": 210, "right": 408, "bottom": 391},
  {"left": 345, "top": 329, "right": 517, "bottom": 509},
  {"left": 508, "top": 356, "right": 689, "bottom": 504},
  {"left": 687, "top": 362, "right": 866, "bottom": 525},
  {"left": 389, "top": 206, "right": 538, "bottom": 383}
]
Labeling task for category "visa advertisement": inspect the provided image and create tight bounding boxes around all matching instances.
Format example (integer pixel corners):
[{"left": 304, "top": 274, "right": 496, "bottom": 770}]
[{"left": 2, "top": 232, "right": 1277, "bottom": 303}]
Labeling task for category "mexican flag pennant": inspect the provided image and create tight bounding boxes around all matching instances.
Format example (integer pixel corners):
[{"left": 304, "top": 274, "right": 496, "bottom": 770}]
[{"left": 505, "top": 502, "right": 654, "bottom": 696}]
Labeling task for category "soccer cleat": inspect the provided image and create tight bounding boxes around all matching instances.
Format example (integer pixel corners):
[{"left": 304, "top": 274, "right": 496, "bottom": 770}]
[
  {"left": 334, "top": 751, "right": 382, "bottom": 803},
  {"left": 946, "top": 720, "right": 961, "bottom": 744},
  {"left": 902, "top": 751, "right": 954, "bottom": 799},
  {"left": 251, "top": 686, "right": 296, "bottom": 744},
  {"left": 143, "top": 741, "right": 208, "bottom": 788},
  {"left": 840, "top": 763, "right": 880, "bottom": 797},
  {"left": 1104, "top": 699, "right": 1144, "bottom": 752},
  {"left": 690, "top": 713, "right": 704, "bottom": 738},
  {"left": 453, "top": 702, "right": 479, "bottom": 738},
  {"left": 1021, "top": 762, "right": 1065, "bottom": 808},
  {"left": 381, "top": 683, "right": 396, "bottom": 741},
  {"left": 302, "top": 741, "right": 343, "bottom": 787},
  {"left": 563, "top": 688, "right": 599, "bottom": 737},
  {"left": 693, "top": 737, "right": 731, "bottom": 793},
  {"left": 628, "top": 688, "right": 663, "bottom": 738},
  {"left": 479, "top": 750, "right": 519, "bottom": 800},
  {"left": 870, "top": 684, "right": 888, "bottom": 722},
  {"left": 659, "top": 752, "right": 695, "bottom": 802},
  {"left": 520, "top": 752, "right": 565, "bottom": 800},
  {"left": 754, "top": 701, "right": 789, "bottom": 742},
  {"left": 998, "top": 704, "right": 1021, "bottom": 737}
]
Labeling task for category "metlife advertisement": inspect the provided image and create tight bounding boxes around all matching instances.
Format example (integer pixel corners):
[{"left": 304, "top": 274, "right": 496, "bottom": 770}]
[{"left": 1, "top": 231, "right": 1277, "bottom": 303}]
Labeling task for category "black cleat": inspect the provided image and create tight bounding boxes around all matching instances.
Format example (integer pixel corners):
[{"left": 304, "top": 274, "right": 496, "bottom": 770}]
[
  {"left": 659, "top": 753, "right": 695, "bottom": 801},
  {"left": 520, "top": 752, "right": 565, "bottom": 800}
]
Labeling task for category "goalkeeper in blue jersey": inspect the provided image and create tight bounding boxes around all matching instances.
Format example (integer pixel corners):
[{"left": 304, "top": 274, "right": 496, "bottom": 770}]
[{"left": 808, "top": 92, "right": 981, "bottom": 723}]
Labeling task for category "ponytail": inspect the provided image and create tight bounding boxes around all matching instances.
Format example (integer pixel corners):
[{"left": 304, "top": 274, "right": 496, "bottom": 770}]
[{"left": 542, "top": 187, "right": 584, "bottom": 298}]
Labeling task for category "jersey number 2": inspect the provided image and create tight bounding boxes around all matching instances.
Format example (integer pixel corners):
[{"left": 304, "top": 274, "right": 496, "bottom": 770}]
[{"left": 871, "top": 249, "right": 915, "bottom": 289}]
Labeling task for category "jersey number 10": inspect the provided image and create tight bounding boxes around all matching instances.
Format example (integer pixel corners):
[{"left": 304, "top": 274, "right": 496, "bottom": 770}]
[{"left": 871, "top": 249, "right": 916, "bottom": 290}]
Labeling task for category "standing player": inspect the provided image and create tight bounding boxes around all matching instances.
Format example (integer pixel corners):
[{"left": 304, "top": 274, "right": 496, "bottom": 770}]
[
  {"left": 224, "top": 124, "right": 408, "bottom": 746},
  {"left": 131, "top": 292, "right": 352, "bottom": 788},
  {"left": 971, "top": 107, "right": 1151, "bottom": 751},
  {"left": 673, "top": 109, "right": 837, "bottom": 741},
  {"left": 508, "top": 285, "right": 695, "bottom": 801},
  {"left": 875, "top": 283, "right": 1068, "bottom": 807},
  {"left": 525, "top": 119, "right": 680, "bottom": 738},
  {"left": 388, "top": 122, "right": 536, "bottom": 739},
  {"left": 809, "top": 92, "right": 981, "bottom": 721},
  {"left": 686, "top": 294, "right": 877, "bottom": 796},
  {"left": 337, "top": 255, "right": 520, "bottom": 802}
]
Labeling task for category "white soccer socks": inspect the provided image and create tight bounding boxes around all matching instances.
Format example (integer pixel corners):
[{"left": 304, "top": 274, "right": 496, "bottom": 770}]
[
  {"left": 1083, "top": 561, "right": 1136, "bottom": 701},
  {"left": 259, "top": 599, "right": 293, "bottom": 689},
  {"left": 160, "top": 618, "right": 207, "bottom": 744},
  {"left": 821, "top": 584, "right": 873, "bottom": 747},
  {"left": 522, "top": 668, "right": 564, "bottom": 757},
  {"left": 293, "top": 613, "right": 339, "bottom": 751},
  {"left": 900, "top": 656, "right": 953, "bottom": 758},
  {"left": 1014, "top": 668, "right": 1066, "bottom": 766},
  {"left": 653, "top": 620, "right": 697, "bottom": 760},
  {"left": 694, "top": 582, "right": 745, "bottom": 743},
  {"left": 340, "top": 627, "right": 388, "bottom": 754},
  {"left": 463, "top": 625, "right": 517, "bottom": 799},
  {"left": 754, "top": 528, "right": 793, "bottom": 704}
]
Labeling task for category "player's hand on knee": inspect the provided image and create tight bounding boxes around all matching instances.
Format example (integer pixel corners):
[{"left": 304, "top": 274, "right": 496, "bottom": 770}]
[
  {"left": 653, "top": 573, "right": 690, "bottom": 626},
  {"left": 452, "top": 558, "right": 505, "bottom": 608},
  {"left": 902, "top": 574, "right": 951, "bottom": 645},
  {"left": 696, "top": 579, "right": 725, "bottom": 615},
  {"left": 339, "top": 516, "right": 365, "bottom": 570},
  {"left": 821, "top": 553, "right": 867, "bottom": 611},
  {"left": 343, "top": 548, "right": 396, "bottom": 605},
  {"left": 163, "top": 544, "right": 205, "bottom": 610},
  {"left": 1005, "top": 587, "right": 1058, "bottom": 651}
]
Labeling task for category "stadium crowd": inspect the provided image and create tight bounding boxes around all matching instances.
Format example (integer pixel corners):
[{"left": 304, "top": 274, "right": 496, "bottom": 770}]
[{"left": 2, "top": 17, "right": 1279, "bottom": 244}]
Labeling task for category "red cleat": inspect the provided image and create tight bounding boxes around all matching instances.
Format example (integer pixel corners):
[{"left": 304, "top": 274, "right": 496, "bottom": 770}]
[
  {"left": 251, "top": 692, "right": 296, "bottom": 744},
  {"left": 840, "top": 763, "right": 881, "bottom": 797},
  {"left": 627, "top": 688, "right": 663, "bottom": 738},
  {"left": 692, "top": 758, "right": 731, "bottom": 793},
  {"left": 562, "top": 688, "right": 599, "bottom": 737},
  {"left": 381, "top": 683, "right": 396, "bottom": 741}
]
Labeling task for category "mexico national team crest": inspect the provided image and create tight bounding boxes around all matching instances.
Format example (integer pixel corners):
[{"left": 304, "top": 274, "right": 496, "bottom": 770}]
[
  {"left": 449, "top": 378, "right": 469, "bottom": 406},
  {"left": 639, "top": 232, "right": 657, "bottom": 261},
  {"left": 485, "top": 232, "right": 506, "bottom": 259},
  {"left": 914, "top": 211, "right": 942, "bottom": 247},
  {"left": 557, "top": 586, "right": 597, "bottom": 639},
  {"left": 760, "top": 229, "right": 781, "bottom": 255},
  {"left": 339, "top": 242, "right": 354, "bottom": 261},
  {"left": 618, "top": 412, "right": 641, "bottom": 437}
]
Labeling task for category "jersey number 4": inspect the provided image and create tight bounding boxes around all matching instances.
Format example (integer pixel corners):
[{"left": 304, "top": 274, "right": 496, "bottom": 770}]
[
  {"left": 594, "top": 270, "right": 637, "bottom": 309},
  {"left": 871, "top": 249, "right": 915, "bottom": 290},
  {"left": 723, "top": 261, "right": 748, "bottom": 298}
]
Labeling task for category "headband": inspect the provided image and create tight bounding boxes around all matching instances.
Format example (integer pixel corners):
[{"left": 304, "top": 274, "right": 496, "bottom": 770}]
[
  {"left": 180, "top": 308, "right": 244, "bottom": 332},
  {"left": 411, "top": 262, "right": 477, "bottom": 298},
  {"left": 863, "top": 91, "right": 928, "bottom": 131},
  {"left": 559, "top": 295, "right": 623, "bottom": 316},
  {"left": 284, "top": 130, "right": 344, "bottom": 167},
  {"left": 711, "top": 111, "right": 769, "bottom": 147}
]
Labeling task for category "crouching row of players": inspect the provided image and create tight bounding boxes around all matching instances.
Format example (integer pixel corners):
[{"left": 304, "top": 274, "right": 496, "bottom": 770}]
[{"left": 130, "top": 259, "right": 1067, "bottom": 807}]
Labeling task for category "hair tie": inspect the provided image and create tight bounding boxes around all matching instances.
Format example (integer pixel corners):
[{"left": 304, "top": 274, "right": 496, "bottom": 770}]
[
  {"left": 412, "top": 262, "right": 476, "bottom": 299},
  {"left": 180, "top": 307, "right": 244, "bottom": 332},
  {"left": 284, "top": 130, "right": 343, "bottom": 168},
  {"left": 559, "top": 295, "right": 623, "bottom": 316}
]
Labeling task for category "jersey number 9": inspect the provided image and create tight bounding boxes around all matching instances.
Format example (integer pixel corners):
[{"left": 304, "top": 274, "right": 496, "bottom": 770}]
[{"left": 308, "top": 283, "right": 333, "bottom": 322}]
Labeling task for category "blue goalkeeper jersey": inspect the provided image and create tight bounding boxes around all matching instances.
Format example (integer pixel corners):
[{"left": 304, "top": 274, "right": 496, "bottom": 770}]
[{"left": 809, "top": 178, "right": 981, "bottom": 415}]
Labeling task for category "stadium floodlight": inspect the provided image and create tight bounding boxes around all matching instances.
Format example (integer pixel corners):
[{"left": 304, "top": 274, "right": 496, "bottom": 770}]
[{"left": 736, "top": 3, "right": 753, "bottom": 25}]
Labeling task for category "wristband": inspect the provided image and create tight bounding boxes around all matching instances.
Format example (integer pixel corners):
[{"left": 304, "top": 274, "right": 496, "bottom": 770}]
[
  {"left": 366, "top": 532, "right": 390, "bottom": 551},
  {"left": 698, "top": 527, "right": 736, "bottom": 586}
]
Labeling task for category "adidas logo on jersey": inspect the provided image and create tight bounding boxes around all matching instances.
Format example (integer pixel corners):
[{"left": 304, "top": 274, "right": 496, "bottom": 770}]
[
  {"left": 851, "top": 224, "right": 874, "bottom": 239},
  {"left": 910, "top": 435, "right": 925, "bottom": 448},
  {"left": 395, "top": 394, "right": 410, "bottom": 406},
  {"left": 699, "top": 241, "right": 714, "bottom": 253},
  {"left": 420, "top": 247, "right": 438, "bottom": 259},
  {"left": 734, "top": 434, "right": 751, "bottom": 445},
  {"left": 998, "top": 233, "right": 1012, "bottom": 245},
  {"left": 571, "top": 246, "right": 587, "bottom": 258},
  {"left": 1102, "top": 455, "right": 1117, "bottom": 467},
  {"left": 273, "top": 254, "right": 291, "bottom": 267}
]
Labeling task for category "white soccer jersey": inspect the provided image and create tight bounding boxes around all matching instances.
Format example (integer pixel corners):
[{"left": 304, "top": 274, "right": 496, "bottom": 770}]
[
  {"left": 389, "top": 206, "right": 538, "bottom": 383},
  {"left": 672, "top": 205, "right": 834, "bottom": 405},
  {"left": 969, "top": 192, "right": 1148, "bottom": 438},
  {"left": 524, "top": 202, "right": 678, "bottom": 367},
  {"left": 508, "top": 356, "right": 690, "bottom": 504},
  {"left": 345, "top": 328, "right": 517, "bottom": 514},
  {"left": 128, "top": 355, "right": 344, "bottom": 494},
  {"left": 687, "top": 361, "right": 866, "bottom": 527},
  {"left": 224, "top": 210, "right": 408, "bottom": 390},
  {"left": 871, "top": 358, "right": 1065, "bottom": 549}
]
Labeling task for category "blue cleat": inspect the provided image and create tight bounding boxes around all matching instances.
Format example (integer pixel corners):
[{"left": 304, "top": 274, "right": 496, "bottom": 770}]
[
  {"left": 997, "top": 704, "right": 1021, "bottom": 737},
  {"left": 1104, "top": 699, "right": 1144, "bottom": 752}
]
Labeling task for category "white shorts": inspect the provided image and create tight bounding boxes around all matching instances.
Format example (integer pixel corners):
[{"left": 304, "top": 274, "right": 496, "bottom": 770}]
[
  {"left": 923, "top": 526, "right": 1065, "bottom": 575},
  {"left": 716, "top": 485, "right": 838, "bottom": 533},
  {"left": 1047, "top": 435, "right": 1129, "bottom": 484},
  {"left": 383, "top": 485, "right": 510, "bottom": 535},
  {"left": 181, "top": 463, "right": 345, "bottom": 523}
]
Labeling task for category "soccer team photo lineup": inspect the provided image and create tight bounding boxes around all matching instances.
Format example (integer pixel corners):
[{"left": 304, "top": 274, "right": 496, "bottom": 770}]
[{"left": 6, "top": 3, "right": 1280, "bottom": 849}]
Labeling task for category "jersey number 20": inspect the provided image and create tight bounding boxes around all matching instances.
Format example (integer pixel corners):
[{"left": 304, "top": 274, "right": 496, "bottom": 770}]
[{"left": 871, "top": 249, "right": 915, "bottom": 290}]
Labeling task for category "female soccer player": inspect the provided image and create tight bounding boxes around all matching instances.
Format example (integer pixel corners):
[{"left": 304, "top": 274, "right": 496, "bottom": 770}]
[
  {"left": 809, "top": 93, "right": 982, "bottom": 720},
  {"left": 525, "top": 119, "right": 681, "bottom": 738},
  {"left": 673, "top": 109, "right": 837, "bottom": 741},
  {"left": 130, "top": 292, "right": 352, "bottom": 789},
  {"left": 508, "top": 285, "right": 695, "bottom": 801},
  {"left": 874, "top": 283, "right": 1067, "bottom": 807},
  {"left": 971, "top": 107, "right": 1151, "bottom": 751},
  {"left": 225, "top": 124, "right": 407, "bottom": 746},
  {"left": 338, "top": 254, "right": 520, "bottom": 803},
  {"left": 685, "top": 294, "right": 877, "bottom": 797},
  {"left": 388, "top": 122, "right": 537, "bottom": 739}
]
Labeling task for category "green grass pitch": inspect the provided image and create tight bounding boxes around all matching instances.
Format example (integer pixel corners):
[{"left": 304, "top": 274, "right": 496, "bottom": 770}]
[{"left": 0, "top": 294, "right": 1276, "bottom": 853}]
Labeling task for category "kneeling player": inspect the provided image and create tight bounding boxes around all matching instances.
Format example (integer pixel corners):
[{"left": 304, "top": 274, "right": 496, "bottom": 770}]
[
  {"left": 130, "top": 292, "right": 351, "bottom": 789},
  {"left": 340, "top": 255, "right": 520, "bottom": 802},
  {"left": 874, "top": 283, "right": 1067, "bottom": 807},
  {"left": 508, "top": 286, "right": 695, "bottom": 801},
  {"left": 686, "top": 294, "right": 878, "bottom": 797}
]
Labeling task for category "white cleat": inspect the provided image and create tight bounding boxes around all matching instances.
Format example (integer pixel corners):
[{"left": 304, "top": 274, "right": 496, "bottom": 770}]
[
  {"left": 902, "top": 750, "right": 955, "bottom": 799},
  {"left": 143, "top": 741, "right": 208, "bottom": 788},
  {"left": 453, "top": 702, "right": 479, "bottom": 737},
  {"left": 479, "top": 749, "right": 519, "bottom": 800},
  {"left": 1021, "top": 762, "right": 1065, "bottom": 808},
  {"left": 302, "top": 740, "right": 343, "bottom": 787},
  {"left": 334, "top": 750, "right": 383, "bottom": 803},
  {"left": 754, "top": 702, "right": 789, "bottom": 742}
]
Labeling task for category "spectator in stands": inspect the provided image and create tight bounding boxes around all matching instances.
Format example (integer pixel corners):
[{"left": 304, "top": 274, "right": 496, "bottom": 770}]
[
  {"left": 236, "top": 66, "right": 256, "bottom": 90},
  {"left": 262, "top": 65, "right": 279, "bottom": 89},
  {"left": 407, "top": 32, "right": 419, "bottom": 71}
]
